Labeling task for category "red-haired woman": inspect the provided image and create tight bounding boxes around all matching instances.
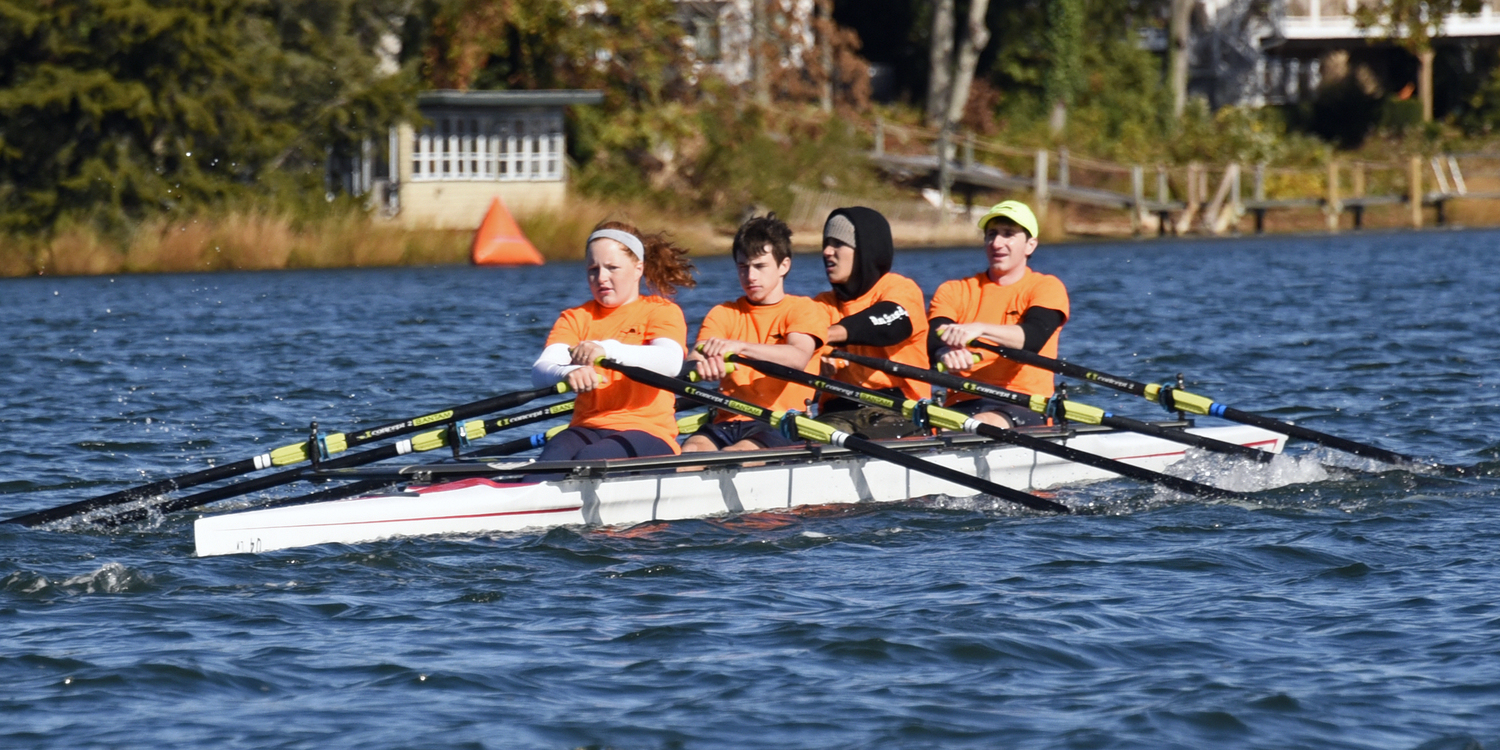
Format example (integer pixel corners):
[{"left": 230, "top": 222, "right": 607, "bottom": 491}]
[{"left": 531, "top": 221, "right": 697, "bottom": 460}]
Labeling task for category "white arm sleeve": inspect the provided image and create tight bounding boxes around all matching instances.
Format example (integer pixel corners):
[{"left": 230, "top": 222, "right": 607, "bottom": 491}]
[
  {"left": 600, "top": 338, "right": 684, "bottom": 376},
  {"left": 532, "top": 343, "right": 581, "bottom": 387}
]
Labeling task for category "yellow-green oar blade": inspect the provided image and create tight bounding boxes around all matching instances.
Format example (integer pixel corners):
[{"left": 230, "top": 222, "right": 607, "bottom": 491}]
[{"left": 960, "top": 338, "right": 1468, "bottom": 475}]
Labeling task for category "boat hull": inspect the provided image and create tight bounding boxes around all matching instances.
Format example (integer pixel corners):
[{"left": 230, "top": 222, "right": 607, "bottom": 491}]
[{"left": 194, "top": 425, "right": 1285, "bottom": 556}]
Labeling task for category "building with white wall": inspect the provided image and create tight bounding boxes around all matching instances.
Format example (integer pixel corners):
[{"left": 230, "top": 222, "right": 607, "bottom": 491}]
[{"left": 340, "top": 90, "right": 603, "bottom": 229}]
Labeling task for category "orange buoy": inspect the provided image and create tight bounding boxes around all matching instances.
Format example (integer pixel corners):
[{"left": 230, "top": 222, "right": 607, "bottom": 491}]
[{"left": 471, "top": 196, "right": 544, "bottom": 266}]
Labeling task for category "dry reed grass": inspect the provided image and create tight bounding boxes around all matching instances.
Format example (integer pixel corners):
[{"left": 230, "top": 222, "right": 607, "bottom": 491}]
[
  {"left": 517, "top": 197, "right": 732, "bottom": 261},
  {"left": 1, "top": 211, "right": 478, "bottom": 278},
  {"left": 45, "top": 225, "right": 125, "bottom": 275},
  {"left": 0, "top": 238, "right": 38, "bottom": 276},
  {"left": 13, "top": 189, "right": 1490, "bottom": 280}
]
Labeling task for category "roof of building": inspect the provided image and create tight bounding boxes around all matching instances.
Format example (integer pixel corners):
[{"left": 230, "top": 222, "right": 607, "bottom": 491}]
[{"left": 417, "top": 90, "right": 606, "bottom": 108}]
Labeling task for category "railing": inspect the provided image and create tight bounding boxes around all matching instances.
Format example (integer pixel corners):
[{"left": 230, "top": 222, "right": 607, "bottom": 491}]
[
  {"left": 411, "top": 114, "right": 564, "bottom": 182},
  {"left": 864, "top": 118, "right": 1500, "bottom": 234}
]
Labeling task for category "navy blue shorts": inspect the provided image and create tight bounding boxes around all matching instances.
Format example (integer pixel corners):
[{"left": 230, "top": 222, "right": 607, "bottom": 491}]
[
  {"left": 538, "top": 427, "right": 678, "bottom": 461},
  {"left": 946, "top": 398, "right": 1048, "bottom": 427},
  {"left": 690, "top": 419, "right": 795, "bottom": 449}
]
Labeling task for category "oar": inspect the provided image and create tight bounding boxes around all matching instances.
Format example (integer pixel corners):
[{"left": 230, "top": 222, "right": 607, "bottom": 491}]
[
  {"left": 5, "top": 383, "right": 570, "bottom": 527},
  {"left": 959, "top": 337, "right": 1468, "bottom": 474},
  {"left": 89, "top": 398, "right": 580, "bottom": 525},
  {"left": 830, "top": 348, "right": 1271, "bottom": 463},
  {"left": 246, "top": 425, "right": 575, "bottom": 510},
  {"left": 727, "top": 354, "right": 1243, "bottom": 500},
  {"left": 597, "top": 359, "right": 1069, "bottom": 514},
  {"left": 242, "top": 410, "right": 714, "bottom": 511}
]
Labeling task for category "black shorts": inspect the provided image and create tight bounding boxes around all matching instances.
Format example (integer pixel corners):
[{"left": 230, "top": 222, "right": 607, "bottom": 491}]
[
  {"left": 691, "top": 419, "right": 796, "bottom": 449},
  {"left": 945, "top": 398, "right": 1048, "bottom": 427}
]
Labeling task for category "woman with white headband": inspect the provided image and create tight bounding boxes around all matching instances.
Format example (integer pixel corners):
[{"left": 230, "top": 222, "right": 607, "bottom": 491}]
[{"left": 530, "top": 221, "right": 697, "bottom": 460}]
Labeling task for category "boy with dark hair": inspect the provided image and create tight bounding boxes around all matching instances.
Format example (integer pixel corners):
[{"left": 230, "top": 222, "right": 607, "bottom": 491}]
[{"left": 683, "top": 214, "right": 826, "bottom": 452}]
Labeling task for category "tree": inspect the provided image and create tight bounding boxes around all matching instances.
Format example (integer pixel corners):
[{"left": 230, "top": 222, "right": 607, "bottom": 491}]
[
  {"left": 0, "top": 0, "right": 417, "bottom": 233},
  {"left": 926, "top": 0, "right": 991, "bottom": 130},
  {"left": 926, "top": 0, "right": 955, "bottom": 126},
  {"left": 414, "top": 0, "right": 691, "bottom": 107},
  {"left": 1044, "top": 0, "right": 1082, "bottom": 134},
  {"left": 1355, "top": 0, "right": 1483, "bottom": 121},
  {"left": 1169, "top": 0, "right": 1191, "bottom": 119}
]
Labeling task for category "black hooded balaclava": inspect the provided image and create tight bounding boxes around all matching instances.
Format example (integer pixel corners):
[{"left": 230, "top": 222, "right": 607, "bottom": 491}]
[{"left": 825, "top": 206, "right": 894, "bottom": 301}]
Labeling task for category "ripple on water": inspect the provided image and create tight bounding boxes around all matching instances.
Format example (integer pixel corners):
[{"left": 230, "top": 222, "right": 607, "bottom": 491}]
[{"left": 5, "top": 240, "right": 1500, "bottom": 749}]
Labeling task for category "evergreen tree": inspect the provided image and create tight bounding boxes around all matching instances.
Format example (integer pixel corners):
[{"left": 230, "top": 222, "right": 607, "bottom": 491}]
[{"left": 0, "top": 0, "right": 417, "bottom": 233}]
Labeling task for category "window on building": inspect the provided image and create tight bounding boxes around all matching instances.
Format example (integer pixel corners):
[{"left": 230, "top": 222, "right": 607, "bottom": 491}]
[{"left": 411, "top": 113, "right": 564, "bottom": 182}]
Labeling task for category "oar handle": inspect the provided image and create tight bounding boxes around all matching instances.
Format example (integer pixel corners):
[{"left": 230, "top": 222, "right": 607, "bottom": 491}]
[
  {"left": 598, "top": 359, "right": 1068, "bottom": 514},
  {"left": 732, "top": 353, "right": 1239, "bottom": 500},
  {"left": 835, "top": 348, "right": 1272, "bottom": 463}
]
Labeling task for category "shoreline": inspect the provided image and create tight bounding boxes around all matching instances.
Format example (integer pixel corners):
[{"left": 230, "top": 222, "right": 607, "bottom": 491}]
[{"left": 5, "top": 198, "right": 1498, "bottom": 279}]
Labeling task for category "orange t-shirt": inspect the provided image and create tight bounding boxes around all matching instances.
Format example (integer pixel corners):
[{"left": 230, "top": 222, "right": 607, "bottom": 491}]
[
  {"left": 544, "top": 296, "right": 687, "bottom": 451},
  {"left": 813, "top": 273, "right": 932, "bottom": 400},
  {"left": 928, "top": 268, "right": 1070, "bottom": 400},
  {"left": 698, "top": 295, "right": 825, "bottom": 421}
]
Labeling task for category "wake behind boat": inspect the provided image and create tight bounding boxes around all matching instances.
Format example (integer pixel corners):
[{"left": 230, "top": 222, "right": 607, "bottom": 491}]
[{"left": 193, "top": 422, "right": 1286, "bottom": 557}]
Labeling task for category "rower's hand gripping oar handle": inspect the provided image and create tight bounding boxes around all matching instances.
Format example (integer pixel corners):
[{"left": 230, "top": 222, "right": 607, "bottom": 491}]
[
  {"left": 597, "top": 358, "right": 1069, "bottom": 514},
  {"left": 834, "top": 347, "right": 1273, "bottom": 463},
  {"left": 727, "top": 353, "right": 1243, "bottom": 500}
]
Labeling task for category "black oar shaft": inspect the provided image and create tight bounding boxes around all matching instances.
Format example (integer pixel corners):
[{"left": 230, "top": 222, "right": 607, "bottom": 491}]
[
  {"left": 598, "top": 360, "right": 1068, "bottom": 514},
  {"left": 730, "top": 354, "right": 1240, "bottom": 500},
  {"left": 962, "top": 339, "right": 1459, "bottom": 472},
  {"left": 97, "top": 399, "right": 576, "bottom": 525},
  {"left": 832, "top": 348, "right": 1270, "bottom": 462},
  {"left": 7, "top": 384, "right": 566, "bottom": 527},
  {"left": 248, "top": 430, "right": 554, "bottom": 511}
]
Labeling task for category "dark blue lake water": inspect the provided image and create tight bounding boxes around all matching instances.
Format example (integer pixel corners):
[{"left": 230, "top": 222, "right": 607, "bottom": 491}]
[{"left": 3, "top": 230, "right": 1499, "bottom": 749}]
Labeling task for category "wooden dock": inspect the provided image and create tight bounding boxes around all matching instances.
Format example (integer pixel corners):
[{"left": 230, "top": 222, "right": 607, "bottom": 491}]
[{"left": 866, "top": 123, "right": 1500, "bottom": 235}]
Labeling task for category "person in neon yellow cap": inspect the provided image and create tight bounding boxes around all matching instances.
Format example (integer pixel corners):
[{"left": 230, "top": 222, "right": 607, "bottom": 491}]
[{"left": 926, "top": 200, "right": 1071, "bottom": 427}]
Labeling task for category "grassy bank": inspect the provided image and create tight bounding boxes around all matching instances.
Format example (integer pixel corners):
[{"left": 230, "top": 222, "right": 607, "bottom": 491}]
[
  {"left": 13, "top": 100, "right": 1500, "bottom": 279},
  {"left": 0, "top": 199, "right": 741, "bottom": 278}
]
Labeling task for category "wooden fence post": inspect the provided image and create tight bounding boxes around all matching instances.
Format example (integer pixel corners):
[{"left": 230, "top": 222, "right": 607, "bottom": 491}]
[
  {"left": 874, "top": 117, "right": 884, "bottom": 156},
  {"left": 937, "top": 128, "right": 952, "bottom": 224},
  {"left": 1035, "top": 149, "right": 1050, "bottom": 230},
  {"left": 1131, "top": 165, "right": 1144, "bottom": 236},
  {"left": 1058, "top": 148, "right": 1070, "bottom": 190},
  {"left": 1176, "top": 162, "right": 1201, "bottom": 235},
  {"left": 1326, "top": 159, "right": 1341, "bottom": 233},
  {"left": 1410, "top": 156, "right": 1423, "bottom": 228},
  {"left": 1157, "top": 165, "right": 1170, "bottom": 236},
  {"left": 1230, "top": 162, "right": 1242, "bottom": 230}
]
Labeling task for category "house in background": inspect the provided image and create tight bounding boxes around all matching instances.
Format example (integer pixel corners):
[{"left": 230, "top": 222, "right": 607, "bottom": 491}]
[
  {"left": 1179, "top": 0, "right": 1500, "bottom": 108},
  {"left": 339, "top": 89, "right": 603, "bottom": 229}
]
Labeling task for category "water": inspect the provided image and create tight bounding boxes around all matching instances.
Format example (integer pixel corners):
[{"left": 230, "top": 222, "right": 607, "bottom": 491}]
[{"left": 3, "top": 230, "right": 1499, "bottom": 749}]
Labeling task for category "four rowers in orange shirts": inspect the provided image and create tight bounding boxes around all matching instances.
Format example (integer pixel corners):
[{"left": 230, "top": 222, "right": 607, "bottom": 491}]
[{"left": 530, "top": 201, "right": 1068, "bottom": 454}]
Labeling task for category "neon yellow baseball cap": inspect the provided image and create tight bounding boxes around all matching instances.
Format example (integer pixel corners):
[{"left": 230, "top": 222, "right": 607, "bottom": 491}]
[{"left": 976, "top": 200, "right": 1038, "bottom": 237}]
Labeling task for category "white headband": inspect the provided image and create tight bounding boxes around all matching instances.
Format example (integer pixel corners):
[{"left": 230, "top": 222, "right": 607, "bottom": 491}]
[{"left": 587, "top": 229, "right": 645, "bottom": 261}]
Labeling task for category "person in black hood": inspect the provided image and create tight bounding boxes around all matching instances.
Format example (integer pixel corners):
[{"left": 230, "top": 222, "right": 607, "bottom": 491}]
[{"left": 812, "top": 207, "right": 931, "bottom": 439}]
